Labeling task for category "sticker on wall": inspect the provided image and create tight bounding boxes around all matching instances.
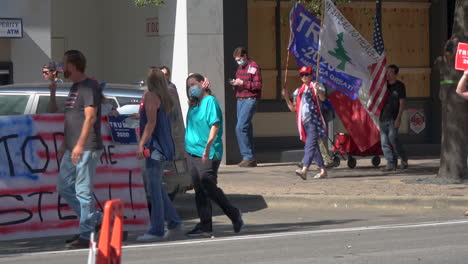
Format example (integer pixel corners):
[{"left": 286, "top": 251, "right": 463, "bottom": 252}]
[{"left": 408, "top": 108, "right": 425, "bottom": 134}]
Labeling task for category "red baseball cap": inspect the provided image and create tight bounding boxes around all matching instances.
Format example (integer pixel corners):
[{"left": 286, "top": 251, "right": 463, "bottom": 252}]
[{"left": 299, "top": 66, "right": 312, "bottom": 74}]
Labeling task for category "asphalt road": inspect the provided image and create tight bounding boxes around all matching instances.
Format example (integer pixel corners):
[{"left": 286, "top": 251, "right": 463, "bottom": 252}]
[{"left": 1, "top": 207, "right": 467, "bottom": 264}]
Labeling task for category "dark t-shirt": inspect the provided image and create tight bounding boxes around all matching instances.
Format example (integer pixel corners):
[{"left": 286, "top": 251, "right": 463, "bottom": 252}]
[
  {"left": 64, "top": 78, "right": 103, "bottom": 151},
  {"left": 379, "top": 80, "right": 406, "bottom": 122}
]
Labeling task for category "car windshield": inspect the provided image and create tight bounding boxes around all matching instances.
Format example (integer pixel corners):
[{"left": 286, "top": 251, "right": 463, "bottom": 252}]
[{"left": 0, "top": 94, "right": 30, "bottom": 115}]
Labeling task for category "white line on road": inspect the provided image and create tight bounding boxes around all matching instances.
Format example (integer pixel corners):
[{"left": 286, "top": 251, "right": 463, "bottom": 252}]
[{"left": 22, "top": 219, "right": 468, "bottom": 257}]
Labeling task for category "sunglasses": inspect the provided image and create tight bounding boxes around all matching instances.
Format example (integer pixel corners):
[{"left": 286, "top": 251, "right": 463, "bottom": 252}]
[
  {"left": 42, "top": 71, "right": 50, "bottom": 75},
  {"left": 300, "top": 73, "right": 310, "bottom": 77}
]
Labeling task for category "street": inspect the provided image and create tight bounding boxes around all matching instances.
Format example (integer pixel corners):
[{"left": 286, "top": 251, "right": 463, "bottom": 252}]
[{"left": 1, "top": 204, "right": 467, "bottom": 263}]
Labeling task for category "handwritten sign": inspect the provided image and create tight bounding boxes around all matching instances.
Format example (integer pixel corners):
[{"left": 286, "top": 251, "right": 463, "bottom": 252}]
[
  {"left": 0, "top": 114, "right": 149, "bottom": 241},
  {"left": 0, "top": 18, "right": 22, "bottom": 38},
  {"left": 455, "top": 42, "right": 468, "bottom": 71}
]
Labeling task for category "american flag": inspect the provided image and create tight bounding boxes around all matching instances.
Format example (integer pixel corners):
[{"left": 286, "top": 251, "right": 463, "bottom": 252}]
[{"left": 366, "top": 0, "right": 388, "bottom": 117}]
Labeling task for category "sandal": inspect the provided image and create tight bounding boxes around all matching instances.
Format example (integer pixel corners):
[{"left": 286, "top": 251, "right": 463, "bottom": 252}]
[
  {"left": 295, "top": 169, "right": 307, "bottom": 180},
  {"left": 313, "top": 172, "right": 328, "bottom": 179}
]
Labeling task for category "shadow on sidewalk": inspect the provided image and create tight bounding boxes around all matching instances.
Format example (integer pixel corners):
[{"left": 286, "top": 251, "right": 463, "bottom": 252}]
[{"left": 175, "top": 193, "right": 269, "bottom": 221}]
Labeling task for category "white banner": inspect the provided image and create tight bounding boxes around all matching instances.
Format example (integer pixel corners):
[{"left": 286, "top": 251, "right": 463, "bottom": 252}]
[{"left": 0, "top": 114, "right": 149, "bottom": 241}]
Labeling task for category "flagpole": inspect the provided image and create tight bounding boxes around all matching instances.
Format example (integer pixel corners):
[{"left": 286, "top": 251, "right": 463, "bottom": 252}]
[
  {"left": 314, "top": 0, "right": 326, "bottom": 83},
  {"left": 283, "top": 28, "right": 293, "bottom": 97}
]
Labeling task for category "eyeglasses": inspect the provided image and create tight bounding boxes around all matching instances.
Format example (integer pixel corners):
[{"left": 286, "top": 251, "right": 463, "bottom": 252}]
[{"left": 300, "top": 73, "right": 310, "bottom": 77}]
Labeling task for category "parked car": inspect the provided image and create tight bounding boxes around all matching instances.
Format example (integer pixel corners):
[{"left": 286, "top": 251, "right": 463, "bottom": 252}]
[{"left": 0, "top": 82, "right": 191, "bottom": 200}]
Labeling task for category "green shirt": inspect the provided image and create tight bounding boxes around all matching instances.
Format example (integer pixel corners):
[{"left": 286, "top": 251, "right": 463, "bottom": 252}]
[{"left": 185, "top": 95, "right": 223, "bottom": 159}]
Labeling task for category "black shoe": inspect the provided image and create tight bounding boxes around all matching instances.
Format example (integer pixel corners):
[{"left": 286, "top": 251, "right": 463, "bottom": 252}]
[
  {"left": 65, "top": 237, "right": 90, "bottom": 249},
  {"left": 65, "top": 234, "right": 80, "bottom": 244},
  {"left": 381, "top": 165, "right": 396, "bottom": 172},
  {"left": 400, "top": 160, "right": 408, "bottom": 170},
  {"left": 233, "top": 210, "right": 244, "bottom": 233},
  {"left": 239, "top": 160, "right": 257, "bottom": 167},
  {"left": 186, "top": 223, "right": 212, "bottom": 237}
]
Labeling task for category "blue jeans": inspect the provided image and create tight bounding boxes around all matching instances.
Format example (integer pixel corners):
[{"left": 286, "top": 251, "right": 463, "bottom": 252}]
[
  {"left": 145, "top": 158, "right": 182, "bottom": 236},
  {"left": 236, "top": 98, "right": 257, "bottom": 160},
  {"left": 379, "top": 120, "right": 408, "bottom": 166},
  {"left": 303, "top": 120, "right": 324, "bottom": 169},
  {"left": 57, "top": 150, "right": 102, "bottom": 240}
]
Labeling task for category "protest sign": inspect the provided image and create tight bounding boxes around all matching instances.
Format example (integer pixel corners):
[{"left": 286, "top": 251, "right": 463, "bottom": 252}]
[
  {"left": 0, "top": 114, "right": 149, "bottom": 241},
  {"left": 455, "top": 42, "right": 468, "bottom": 71},
  {"left": 108, "top": 115, "right": 139, "bottom": 144}
]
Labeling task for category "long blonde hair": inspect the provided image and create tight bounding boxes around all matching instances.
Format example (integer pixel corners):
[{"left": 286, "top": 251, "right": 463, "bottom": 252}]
[{"left": 146, "top": 67, "right": 174, "bottom": 113}]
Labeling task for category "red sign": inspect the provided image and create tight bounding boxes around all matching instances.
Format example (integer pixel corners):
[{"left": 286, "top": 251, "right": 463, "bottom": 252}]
[
  {"left": 455, "top": 42, "right": 468, "bottom": 71},
  {"left": 146, "top": 17, "right": 159, "bottom": 37}
]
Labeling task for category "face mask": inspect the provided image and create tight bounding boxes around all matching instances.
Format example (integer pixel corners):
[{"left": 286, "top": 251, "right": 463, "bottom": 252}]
[
  {"left": 189, "top": 85, "right": 202, "bottom": 98},
  {"left": 237, "top": 60, "right": 245, "bottom": 66}
]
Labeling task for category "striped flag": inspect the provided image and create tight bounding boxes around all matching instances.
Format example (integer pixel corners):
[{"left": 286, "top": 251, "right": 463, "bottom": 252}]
[{"left": 366, "top": 0, "right": 388, "bottom": 117}]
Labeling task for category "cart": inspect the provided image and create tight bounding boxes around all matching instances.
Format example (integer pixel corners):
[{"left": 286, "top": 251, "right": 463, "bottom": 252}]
[{"left": 332, "top": 133, "right": 383, "bottom": 169}]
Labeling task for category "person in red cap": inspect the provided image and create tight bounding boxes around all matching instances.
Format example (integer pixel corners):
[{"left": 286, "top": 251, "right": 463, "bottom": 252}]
[{"left": 282, "top": 66, "right": 328, "bottom": 180}]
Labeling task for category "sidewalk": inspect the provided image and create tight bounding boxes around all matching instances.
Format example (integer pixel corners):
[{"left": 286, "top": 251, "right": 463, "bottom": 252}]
[{"left": 190, "top": 157, "right": 468, "bottom": 210}]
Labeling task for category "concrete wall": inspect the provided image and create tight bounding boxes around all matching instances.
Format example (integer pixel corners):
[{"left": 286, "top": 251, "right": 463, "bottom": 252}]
[
  {"left": 52, "top": 0, "right": 104, "bottom": 80},
  {"left": 0, "top": 0, "right": 52, "bottom": 83},
  {"left": 52, "top": 0, "right": 159, "bottom": 83}
]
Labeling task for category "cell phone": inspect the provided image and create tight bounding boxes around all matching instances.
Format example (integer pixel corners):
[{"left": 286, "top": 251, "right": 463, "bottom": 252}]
[
  {"left": 229, "top": 78, "right": 235, "bottom": 84},
  {"left": 143, "top": 148, "right": 151, "bottom": 158}
]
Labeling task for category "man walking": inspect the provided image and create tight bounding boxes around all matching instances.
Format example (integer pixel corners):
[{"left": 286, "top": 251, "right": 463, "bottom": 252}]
[
  {"left": 50, "top": 50, "right": 103, "bottom": 249},
  {"left": 379, "top": 64, "right": 408, "bottom": 171},
  {"left": 230, "top": 47, "right": 262, "bottom": 167}
]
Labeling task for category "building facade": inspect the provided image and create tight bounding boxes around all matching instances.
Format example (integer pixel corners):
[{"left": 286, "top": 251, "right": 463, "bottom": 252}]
[{"left": 0, "top": 0, "right": 452, "bottom": 164}]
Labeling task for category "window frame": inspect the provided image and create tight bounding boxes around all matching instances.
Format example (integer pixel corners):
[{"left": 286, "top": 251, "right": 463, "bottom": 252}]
[{"left": 0, "top": 93, "right": 34, "bottom": 115}]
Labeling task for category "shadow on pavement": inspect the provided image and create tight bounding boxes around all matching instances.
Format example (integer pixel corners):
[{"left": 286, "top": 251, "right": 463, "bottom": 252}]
[{"left": 175, "top": 193, "right": 269, "bottom": 221}]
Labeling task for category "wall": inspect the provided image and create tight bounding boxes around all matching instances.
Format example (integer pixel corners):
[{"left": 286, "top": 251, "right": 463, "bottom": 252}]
[
  {"left": 0, "top": 0, "right": 52, "bottom": 83},
  {"left": 101, "top": 0, "right": 160, "bottom": 83},
  {"left": 52, "top": 0, "right": 160, "bottom": 83},
  {"left": 52, "top": 0, "right": 104, "bottom": 80}
]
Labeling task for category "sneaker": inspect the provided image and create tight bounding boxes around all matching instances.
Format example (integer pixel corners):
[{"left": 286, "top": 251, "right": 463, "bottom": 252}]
[
  {"left": 239, "top": 159, "right": 257, "bottom": 167},
  {"left": 400, "top": 160, "right": 408, "bottom": 170},
  {"left": 381, "top": 165, "right": 396, "bottom": 172},
  {"left": 65, "top": 237, "right": 90, "bottom": 249},
  {"left": 295, "top": 169, "right": 307, "bottom": 180},
  {"left": 165, "top": 224, "right": 185, "bottom": 239},
  {"left": 136, "top": 233, "right": 166, "bottom": 242},
  {"left": 232, "top": 210, "right": 244, "bottom": 233},
  {"left": 186, "top": 223, "right": 212, "bottom": 237},
  {"left": 313, "top": 172, "right": 328, "bottom": 179}
]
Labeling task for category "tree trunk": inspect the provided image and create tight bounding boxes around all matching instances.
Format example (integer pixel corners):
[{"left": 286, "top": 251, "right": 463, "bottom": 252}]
[{"left": 437, "top": 0, "right": 468, "bottom": 181}]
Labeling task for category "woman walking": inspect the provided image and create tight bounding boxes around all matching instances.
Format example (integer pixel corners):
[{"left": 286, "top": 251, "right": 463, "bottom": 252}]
[
  {"left": 184, "top": 73, "right": 244, "bottom": 237},
  {"left": 282, "top": 66, "right": 328, "bottom": 180},
  {"left": 136, "top": 68, "right": 183, "bottom": 242}
]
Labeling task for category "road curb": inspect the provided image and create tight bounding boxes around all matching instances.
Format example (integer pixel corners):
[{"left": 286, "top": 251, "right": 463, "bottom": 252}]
[
  {"left": 176, "top": 193, "right": 468, "bottom": 210},
  {"left": 260, "top": 195, "right": 468, "bottom": 210}
]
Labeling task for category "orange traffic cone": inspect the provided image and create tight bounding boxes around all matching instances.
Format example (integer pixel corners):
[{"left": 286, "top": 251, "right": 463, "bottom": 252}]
[{"left": 96, "top": 199, "right": 124, "bottom": 264}]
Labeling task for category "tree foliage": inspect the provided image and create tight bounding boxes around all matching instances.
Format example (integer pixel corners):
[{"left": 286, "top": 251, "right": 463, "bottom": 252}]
[{"left": 133, "top": 0, "right": 164, "bottom": 7}]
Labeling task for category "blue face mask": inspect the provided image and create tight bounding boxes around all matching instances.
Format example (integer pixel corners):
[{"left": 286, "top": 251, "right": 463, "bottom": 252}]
[
  {"left": 189, "top": 85, "right": 202, "bottom": 98},
  {"left": 237, "top": 59, "right": 245, "bottom": 66}
]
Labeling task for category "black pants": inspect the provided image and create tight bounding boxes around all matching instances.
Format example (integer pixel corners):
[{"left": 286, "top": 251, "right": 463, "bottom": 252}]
[{"left": 187, "top": 154, "right": 240, "bottom": 231}]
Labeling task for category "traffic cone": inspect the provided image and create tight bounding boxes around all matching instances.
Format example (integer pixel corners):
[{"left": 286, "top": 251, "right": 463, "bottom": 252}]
[{"left": 96, "top": 199, "right": 124, "bottom": 264}]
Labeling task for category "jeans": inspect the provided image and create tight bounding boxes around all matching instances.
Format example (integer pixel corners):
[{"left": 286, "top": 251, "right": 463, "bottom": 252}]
[
  {"left": 145, "top": 158, "right": 182, "bottom": 236},
  {"left": 57, "top": 150, "right": 102, "bottom": 240},
  {"left": 303, "top": 121, "right": 325, "bottom": 169},
  {"left": 236, "top": 98, "right": 257, "bottom": 160},
  {"left": 187, "top": 154, "right": 240, "bottom": 231},
  {"left": 379, "top": 120, "right": 408, "bottom": 166}
]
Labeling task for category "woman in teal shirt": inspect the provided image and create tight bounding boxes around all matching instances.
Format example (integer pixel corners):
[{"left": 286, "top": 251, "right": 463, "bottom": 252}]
[{"left": 184, "top": 73, "right": 244, "bottom": 237}]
